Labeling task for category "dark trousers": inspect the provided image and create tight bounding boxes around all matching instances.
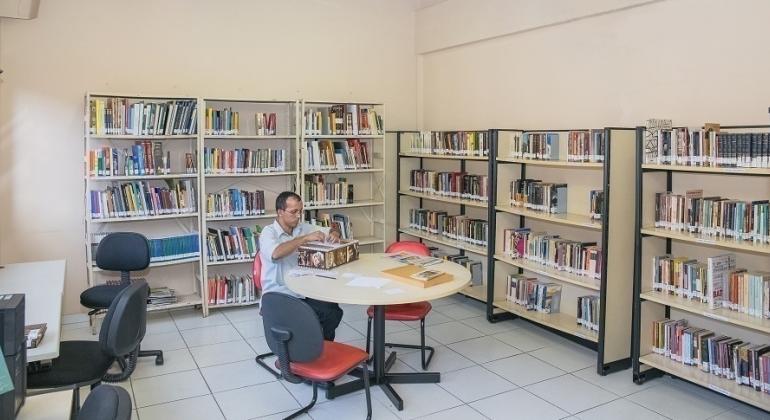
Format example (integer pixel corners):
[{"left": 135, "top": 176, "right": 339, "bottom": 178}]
[{"left": 304, "top": 297, "right": 343, "bottom": 341}]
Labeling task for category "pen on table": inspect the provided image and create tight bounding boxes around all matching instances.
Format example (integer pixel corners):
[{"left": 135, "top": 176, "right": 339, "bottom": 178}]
[{"left": 316, "top": 273, "right": 336, "bottom": 279}]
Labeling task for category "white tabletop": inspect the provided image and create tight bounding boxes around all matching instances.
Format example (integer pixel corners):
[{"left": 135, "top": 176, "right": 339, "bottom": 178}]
[
  {"left": 285, "top": 254, "right": 471, "bottom": 306},
  {"left": 0, "top": 260, "right": 66, "bottom": 362}
]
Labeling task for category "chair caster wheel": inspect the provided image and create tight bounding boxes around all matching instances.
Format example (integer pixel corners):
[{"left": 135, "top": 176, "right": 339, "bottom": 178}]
[{"left": 155, "top": 356, "right": 164, "bottom": 365}]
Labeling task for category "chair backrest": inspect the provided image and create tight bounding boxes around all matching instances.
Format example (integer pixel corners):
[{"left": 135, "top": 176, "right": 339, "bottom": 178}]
[
  {"left": 95, "top": 232, "right": 150, "bottom": 275},
  {"left": 252, "top": 253, "right": 263, "bottom": 290},
  {"left": 386, "top": 241, "right": 431, "bottom": 257},
  {"left": 99, "top": 280, "right": 148, "bottom": 357},
  {"left": 261, "top": 293, "right": 324, "bottom": 382},
  {"left": 78, "top": 384, "right": 132, "bottom": 420}
]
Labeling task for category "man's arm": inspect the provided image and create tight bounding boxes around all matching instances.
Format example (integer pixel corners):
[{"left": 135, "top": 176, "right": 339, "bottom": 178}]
[{"left": 271, "top": 230, "right": 324, "bottom": 260}]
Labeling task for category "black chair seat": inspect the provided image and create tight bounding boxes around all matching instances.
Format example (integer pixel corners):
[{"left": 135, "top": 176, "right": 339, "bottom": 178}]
[
  {"left": 80, "top": 284, "right": 129, "bottom": 310},
  {"left": 78, "top": 385, "right": 132, "bottom": 420},
  {"left": 28, "top": 341, "right": 114, "bottom": 389}
]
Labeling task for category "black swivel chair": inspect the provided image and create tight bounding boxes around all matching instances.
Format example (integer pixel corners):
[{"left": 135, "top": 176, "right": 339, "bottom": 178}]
[
  {"left": 80, "top": 232, "right": 163, "bottom": 380},
  {"left": 28, "top": 280, "right": 149, "bottom": 420},
  {"left": 78, "top": 384, "right": 132, "bottom": 420}
]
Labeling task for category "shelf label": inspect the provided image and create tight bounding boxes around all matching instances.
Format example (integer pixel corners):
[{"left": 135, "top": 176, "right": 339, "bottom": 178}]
[
  {"left": 696, "top": 238, "right": 716, "bottom": 245},
  {"left": 702, "top": 312, "right": 728, "bottom": 322},
  {"left": 724, "top": 168, "right": 745, "bottom": 173},
  {"left": 708, "top": 384, "right": 731, "bottom": 397}
]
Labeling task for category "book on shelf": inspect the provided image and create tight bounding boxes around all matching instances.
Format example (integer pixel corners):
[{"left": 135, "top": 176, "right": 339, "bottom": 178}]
[
  {"left": 89, "top": 179, "right": 197, "bottom": 219},
  {"left": 651, "top": 318, "right": 770, "bottom": 393},
  {"left": 207, "top": 274, "right": 258, "bottom": 305},
  {"left": 148, "top": 287, "right": 178, "bottom": 306},
  {"left": 645, "top": 126, "right": 770, "bottom": 168},
  {"left": 87, "top": 143, "right": 196, "bottom": 177},
  {"left": 505, "top": 274, "right": 562, "bottom": 313},
  {"left": 653, "top": 190, "right": 770, "bottom": 243},
  {"left": 568, "top": 130, "right": 605, "bottom": 163},
  {"left": 510, "top": 132, "right": 560, "bottom": 160},
  {"left": 307, "top": 212, "right": 353, "bottom": 240},
  {"left": 577, "top": 296, "right": 600, "bottom": 331},
  {"left": 303, "top": 139, "right": 371, "bottom": 171},
  {"left": 89, "top": 98, "right": 197, "bottom": 136},
  {"left": 509, "top": 179, "right": 568, "bottom": 214},
  {"left": 408, "top": 170, "right": 488, "bottom": 202},
  {"left": 255, "top": 112, "right": 277, "bottom": 136},
  {"left": 501, "top": 228, "right": 602, "bottom": 280},
  {"left": 303, "top": 175, "right": 354, "bottom": 206},
  {"left": 408, "top": 208, "right": 488, "bottom": 247},
  {"left": 506, "top": 130, "right": 606, "bottom": 162},
  {"left": 589, "top": 190, "right": 603, "bottom": 220},
  {"left": 409, "top": 131, "right": 488, "bottom": 157},
  {"left": 205, "top": 107, "right": 240, "bottom": 135},
  {"left": 303, "top": 104, "right": 383, "bottom": 136},
  {"left": 90, "top": 232, "right": 200, "bottom": 263},
  {"left": 429, "top": 251, "right": 482, "bottom": 285},
  {"left": 206, "top": 226, "right": 260, "bottom": 262},
  {"left": 206, "top": 189, "right": 266, "bottom": 218},
  {"left": 203, "top": 147, "right": 287, "bottom": 174}
]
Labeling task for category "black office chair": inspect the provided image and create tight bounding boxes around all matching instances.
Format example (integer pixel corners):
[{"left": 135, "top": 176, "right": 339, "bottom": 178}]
[
  {"left": 78, "top": 384, "right": 132, "bottom": 420},
  {"left": 80, "top": 232, "right": 163, "bottom": 380},
  {"left": 28, "top": 280, "right": 149, "bottom": 420}
]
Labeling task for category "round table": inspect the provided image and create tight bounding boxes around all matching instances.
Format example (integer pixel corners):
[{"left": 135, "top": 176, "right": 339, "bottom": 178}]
[{"left": 285, "top": 253, "right": 470, "bottom": 411}]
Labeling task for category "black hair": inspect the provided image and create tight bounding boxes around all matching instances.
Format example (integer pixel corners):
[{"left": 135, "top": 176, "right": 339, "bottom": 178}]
[{"left": 276, "top": 191, "right": 302, "bottom": 211}]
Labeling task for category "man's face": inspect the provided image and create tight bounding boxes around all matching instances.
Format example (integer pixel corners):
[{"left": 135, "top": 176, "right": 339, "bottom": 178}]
[{"left": 278, "top": 197, "right": 303, "bottom": 229}]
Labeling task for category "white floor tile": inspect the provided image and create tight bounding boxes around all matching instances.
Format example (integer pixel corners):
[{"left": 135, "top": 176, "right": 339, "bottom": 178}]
[
  {"left": 732, "top": 403, "right": 770, "bottom": 419},
  {"left": 214, "top": 381, "right": 299, "bottom": 420},
  {"left": 345, "top": 318, "right": 413, "bottom": 336},
  {"left": 181, "top": 324, "right": 244, "bottom": 348},
  {"left": 246, "top": 336, "right": 274, "bottom": 356},
  {"left": 492, "top": 327, "right": 564, "bottom": 352},
  {"left": 529, "top": 342, "right": 597, "bottom": 372},
  {"left": 572, "top": 366, "right": 658, "bottom": 397},
  {"left": 372, "top": 383, "right": 463, "bottom": 419},
  {"left": 416, "top": 405, "right": 488, "bottom": 420},
  {"left": 433, "top": 304, "right": 483, "bottom": 321},
  {"left": 310, "top": 392, "right": 399, "bottom": 420},
  {"left": 131, "top": 370, "right": 210, "bottom": 408},
  {"left": 189, "top": 340, "right": 256, "bottom": 368},
  {"left": 340, "top": 303, "right": 370, "bottom": 323},
  {"left": 428, "top": 296, "right": 463, "bottom": 307},
  {"left": 146, "top": 312, "right": 179, "bottom": 335},
  {"left": 140, "top": 330, "right": 188, "bottom": 351},
  {"left": 335, "top": 321, "right": 366, "bottom": 343},
  {"left": 132, "top": 348, "right": 198, "bottom": 379},
  {"left": 627, "top": 377, "right": 738, "bottom": 420},
  {"left": 483, "top": 353, "right": 566, "bottom": 386},
  {"left": 525, "top": 375, "right": 617, "bottom": 414},
  {"left": 470, "top": 389, "right": 568, "bottom": 420},
  {"left": 460, "top": 316, "right": 520, "bottom": 335},
  {"left": 61, "top": 320, "right": 90, "bottom": 331},
  {"left": 61, "top": 326, "right": 98, "bottom": 341},
  {"left": 17, "top": 389, "right": 73, "bottom": 420},
  {"left": 575, "top": 398, "right": 667, "bottom": 420},
  {"left": 447, "top": 336, "right": 521, "bottom": 364},
  {"left": 439, "top": 365, "right": 517, "bottom": 403},
  {"left": 400, "top": 345, "right": 476, "bottom": 373},
  {"left": 421, "top": 310, "right": 454, "bottom": 326},
  {"left": 385, "top": 328, "right": 441, "bottom": 352},
  {"left": 137, "top": 394, "right": 225, "bottom": 420},
  {"left": 424, "top": 321, "right": 484, "bottom": 345},
  {"left": 253, "top": 410, "right": 311, "bottom": 420},
  {"left": 171, "top": 309, "right": 229, "bottom": 331},
  {"left": 220, "top": 306, "right": 261, "bottom": 323},
  {"left": 232, "top": 319, "right": 265, "bottom": 339},
  {"left": 200, "top": 358, "right": 278, "bottom": 393},
  {"left": 710, "top": 407, "right": 770, "bottom": 420}
]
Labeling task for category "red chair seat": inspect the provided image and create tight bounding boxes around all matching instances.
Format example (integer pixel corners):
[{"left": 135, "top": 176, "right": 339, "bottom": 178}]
[
  {"left": 367, "top": 302, "right": 432, "bottom": 321},
  {"left": 275, "top": 340, "right": 368, "bottom": 382}
]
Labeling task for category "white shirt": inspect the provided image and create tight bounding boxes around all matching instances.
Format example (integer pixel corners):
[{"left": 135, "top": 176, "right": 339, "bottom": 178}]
[{"left": 259, "top": 220, "right": 325, "bottom": 298}]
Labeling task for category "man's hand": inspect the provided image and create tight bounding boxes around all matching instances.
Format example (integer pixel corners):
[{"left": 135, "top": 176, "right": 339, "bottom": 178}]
[
  {"left": 328, "top": 229, "right": 341, "bottom": 244},
  {"left": 303, "top": 231, "right": 325, "bottom": 243}
]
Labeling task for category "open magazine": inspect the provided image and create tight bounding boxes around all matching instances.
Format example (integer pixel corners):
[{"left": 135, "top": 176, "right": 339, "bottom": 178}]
[{"left": 384, "top": 251, "right": 443, "bottom": 267}]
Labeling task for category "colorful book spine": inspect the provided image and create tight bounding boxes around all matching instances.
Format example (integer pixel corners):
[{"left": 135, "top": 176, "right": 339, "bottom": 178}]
[
  {"left": 408, "top": 170, "right": 488, "bottom": 202},
  {"left": 206, "top": 189, "right": 266, "bottom": 218},
  {"left": 89, "top": 180, "right": 197, "bottom": 219},
  {"left": 408, "top": 209, "right": 488, "bottom": 247},
  {"left": 89, "top": 98, "right": 197, "bottom": 136},
  {"left": 207, "top": 274, "right": 259, "bottom": 305},
  {"left": 203, "top": 148, "right": 286, "bottom": 174}
]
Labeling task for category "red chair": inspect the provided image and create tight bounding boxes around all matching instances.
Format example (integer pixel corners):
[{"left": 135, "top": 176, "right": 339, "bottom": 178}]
[
  {"left": 253, "top": 254, "right": 280, "bottom": 379},
  {"left": 365, "top": 241, "right": 435, "bottom": 369},
  {"left": 263, "top": 293, "right": 372, "bottom": 420}
]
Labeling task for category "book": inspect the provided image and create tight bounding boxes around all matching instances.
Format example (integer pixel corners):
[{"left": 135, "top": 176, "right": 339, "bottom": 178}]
[
  {"left": 410, "top": 269, "right": 444, "bottom": 282},
  {"left": 381, "top": 264, "right": 454, "bottom": 288},
  {"left": 24, "top": 323, "right": 47, "bottom": 349}
]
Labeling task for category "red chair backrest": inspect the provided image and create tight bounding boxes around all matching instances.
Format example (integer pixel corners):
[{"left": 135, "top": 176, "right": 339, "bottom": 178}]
[
  {"left": 252, "top": 253, "right": 263, "bottom": 290},
  {"left": 386, "top": 241, "right": 430, "bottom": 257}
]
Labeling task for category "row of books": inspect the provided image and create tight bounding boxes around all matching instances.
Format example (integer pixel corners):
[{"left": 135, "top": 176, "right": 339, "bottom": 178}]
[
  {"left": 89, "top": 98, "right": 198, "bottom": 136},
  {"left": 203, "top": 148, "right": 288, "bottom": 174},
  {"left": 90, "top": 180, "right": 197, "bottom": 219},
  {"left": 303, "top": 175, "right": 354, "bottom": 206},
  {"left": 303, "top": 104, "right": 383, "bottom": 136},
  {"left": 651, "top": 318, "right": 770, "bottom": 394},
  {"left": 507, "top": 130, "right": 605, "bottom": 162},
  {"left": 205, "top": 226, "right": 260, "bottom": 262},
  {"left": 90, "top": 232, "right": 200, "bottom": 263},
  {"left": 306, "top": 212, "right": 353, "bottom": 240},
  {"left": 206, "top": 189, "right": 266, "bottom": 218},
  {"left": 653, "top": 190, "right": 770, "bottom": 243},
  {"left": 87, "top": 144, "right": 196, "bottom": 177},
  {"left": 647, "top": 128, "right": 770, "bottom": 168},
  {"left": 431, "top": 251, "right": 483, "bottom": 286},
  {"left": 204, "top": 108, "right": 278, "bottom": 136},
  {"left": 303, "top": 139, "right": 371, "bottom": 171},
  {"left": 408, "top": 170, "right": 489, "bottom": 202},
  {"left": 589, "top": 190, "right": 604, "bottom": 220},
  {"left": 577, "top": 295, "right": 600, "bottom": 331},
  {"left": 409, "top": 131, "right": 489, "bottom": 157},
  {"left": 510, "top": 180, "right": 568, "bottom": 214},
  {"left": 408, "top": 208, "right": 488, "bottom": 247},
  {"left": 652, "top": 253, "right": 770, "bottom": 318},
  {"left": 502, "top": 228, "right": 602, "bottom": 280},
  {"left": 207, "top": 274, "right": 259, "bottom": 305},
  {"left": 504, "top": 274, "right": 562, "bottom": 313}
]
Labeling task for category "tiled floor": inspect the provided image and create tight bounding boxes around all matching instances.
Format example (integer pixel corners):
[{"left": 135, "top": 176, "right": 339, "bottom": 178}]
[{"left": 18, "top": 295, "right": 770, "bottom": 420}]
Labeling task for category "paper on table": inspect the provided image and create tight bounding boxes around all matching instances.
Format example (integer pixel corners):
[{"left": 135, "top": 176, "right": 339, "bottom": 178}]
[{"left": 345, "top": 276, "right": 390, "bottom": 288}]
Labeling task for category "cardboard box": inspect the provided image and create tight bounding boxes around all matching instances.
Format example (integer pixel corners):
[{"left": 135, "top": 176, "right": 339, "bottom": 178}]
[{"left": 298, "top": 239, "right": 359, "bottom": 270}]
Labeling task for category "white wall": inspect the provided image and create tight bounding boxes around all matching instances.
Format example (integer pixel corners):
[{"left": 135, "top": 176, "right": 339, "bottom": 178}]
[
  {"left": 0, "top": 0, "right": 418, "bottom": 314},
  {"left": 417, "top": 0, "right": 770, "bottom": 129}
]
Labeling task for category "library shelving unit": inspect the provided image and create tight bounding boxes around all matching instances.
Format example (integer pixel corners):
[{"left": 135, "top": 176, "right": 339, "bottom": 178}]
[
  {"left": 300, "top": 101, "right": 386, "bottom": 251},
  {"left": 395, "top": 130, "right": 493, "bottom": 303},
  {"left": 84, "top": 93, "right": 203, "bottom": 313},
  {"left": 200, "top": 99, "right": 300, "bottom": 316},
  {"left": 488, "top": 128, "right": 637, "bottom": 375},
  {"left": 631, "top": 124, "right": 770, "bottom": 410}
]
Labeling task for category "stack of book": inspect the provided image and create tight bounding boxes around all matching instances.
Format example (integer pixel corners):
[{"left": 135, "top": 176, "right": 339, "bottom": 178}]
[
  {"left": 89, "top": 179, "right": 197, "bottom": 219},
  {"left": 203, "top": 147, "right": 287, "bottom": 174},
  {"left": 505, "top": 274, "right": 562, "bottom": 313},
  {"left": 646, "top": 128, "right": 770, "bottom": 168},
  {"left": 509, "top": 180, "right": 568, "bottom": 214},
  {"left": 89, "top": 98, "right": 197, "bottom": 136},
  {"left": 205, "top": 107, "right": 239, "bottom": 135},
  {"left": 408, "top": 170, "right": 488, "bottom": 202},
  {"left": 254, "top": 112, "right": 278, "bottom": 135},
  {"left": 577, "top": 295, "right": 600, "bottom": 331},
  {"left": 408, "top": 209, "right": 488, "bottom": 247},
  {"left": 91, "top": 232, "right": 200, "bottom": 263},
  {"left": 206, "top": 189, "right": 266, "bottom": 218},
  {"left": 303, "top": 104, "right": 383, "bottom": 136},
  {"left": 148, "top": 287, "right": 177, "bottom": 306},
  {"left": 206, "top": 226, "right": 260, "bottom": 262},
  {"left": 410, "top": 131, "right": 488, "bottom": 157},
  {"left": 303, "top": 139, "right": 371, "bottom": 170},
  {"left": 501, "top": 228, "right": 603, "bottom": 280},
  {"left": 508, "top": 132, "right": 560, "bottom": 160},
  {"left": 207, "top": 274, "right": 258, "bottom": 305},
  {"left": 303, "top": 175, "right": 353, "bottom": 206},
  {"left": 430, "top": 251, "right": 483, "bottom": 286},
  {"left": 568, "top": 130, "right": 605, "bottom": 163},
  {"left": 87, "top": 144, "right": 196, "bottom": 177}
]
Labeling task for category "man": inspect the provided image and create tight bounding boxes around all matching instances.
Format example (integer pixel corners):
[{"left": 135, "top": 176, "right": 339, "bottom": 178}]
[{"left": 259, "top": 191, "right": 343, "bottom": 341}]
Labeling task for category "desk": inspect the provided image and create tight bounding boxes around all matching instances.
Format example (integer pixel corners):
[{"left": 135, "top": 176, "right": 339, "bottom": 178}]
[
  {"left": 0, "top": 260, "right": 66, "bottom": 362},
  {"left": 286, "top": 254, "right": 470, "bottom": 411}
]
